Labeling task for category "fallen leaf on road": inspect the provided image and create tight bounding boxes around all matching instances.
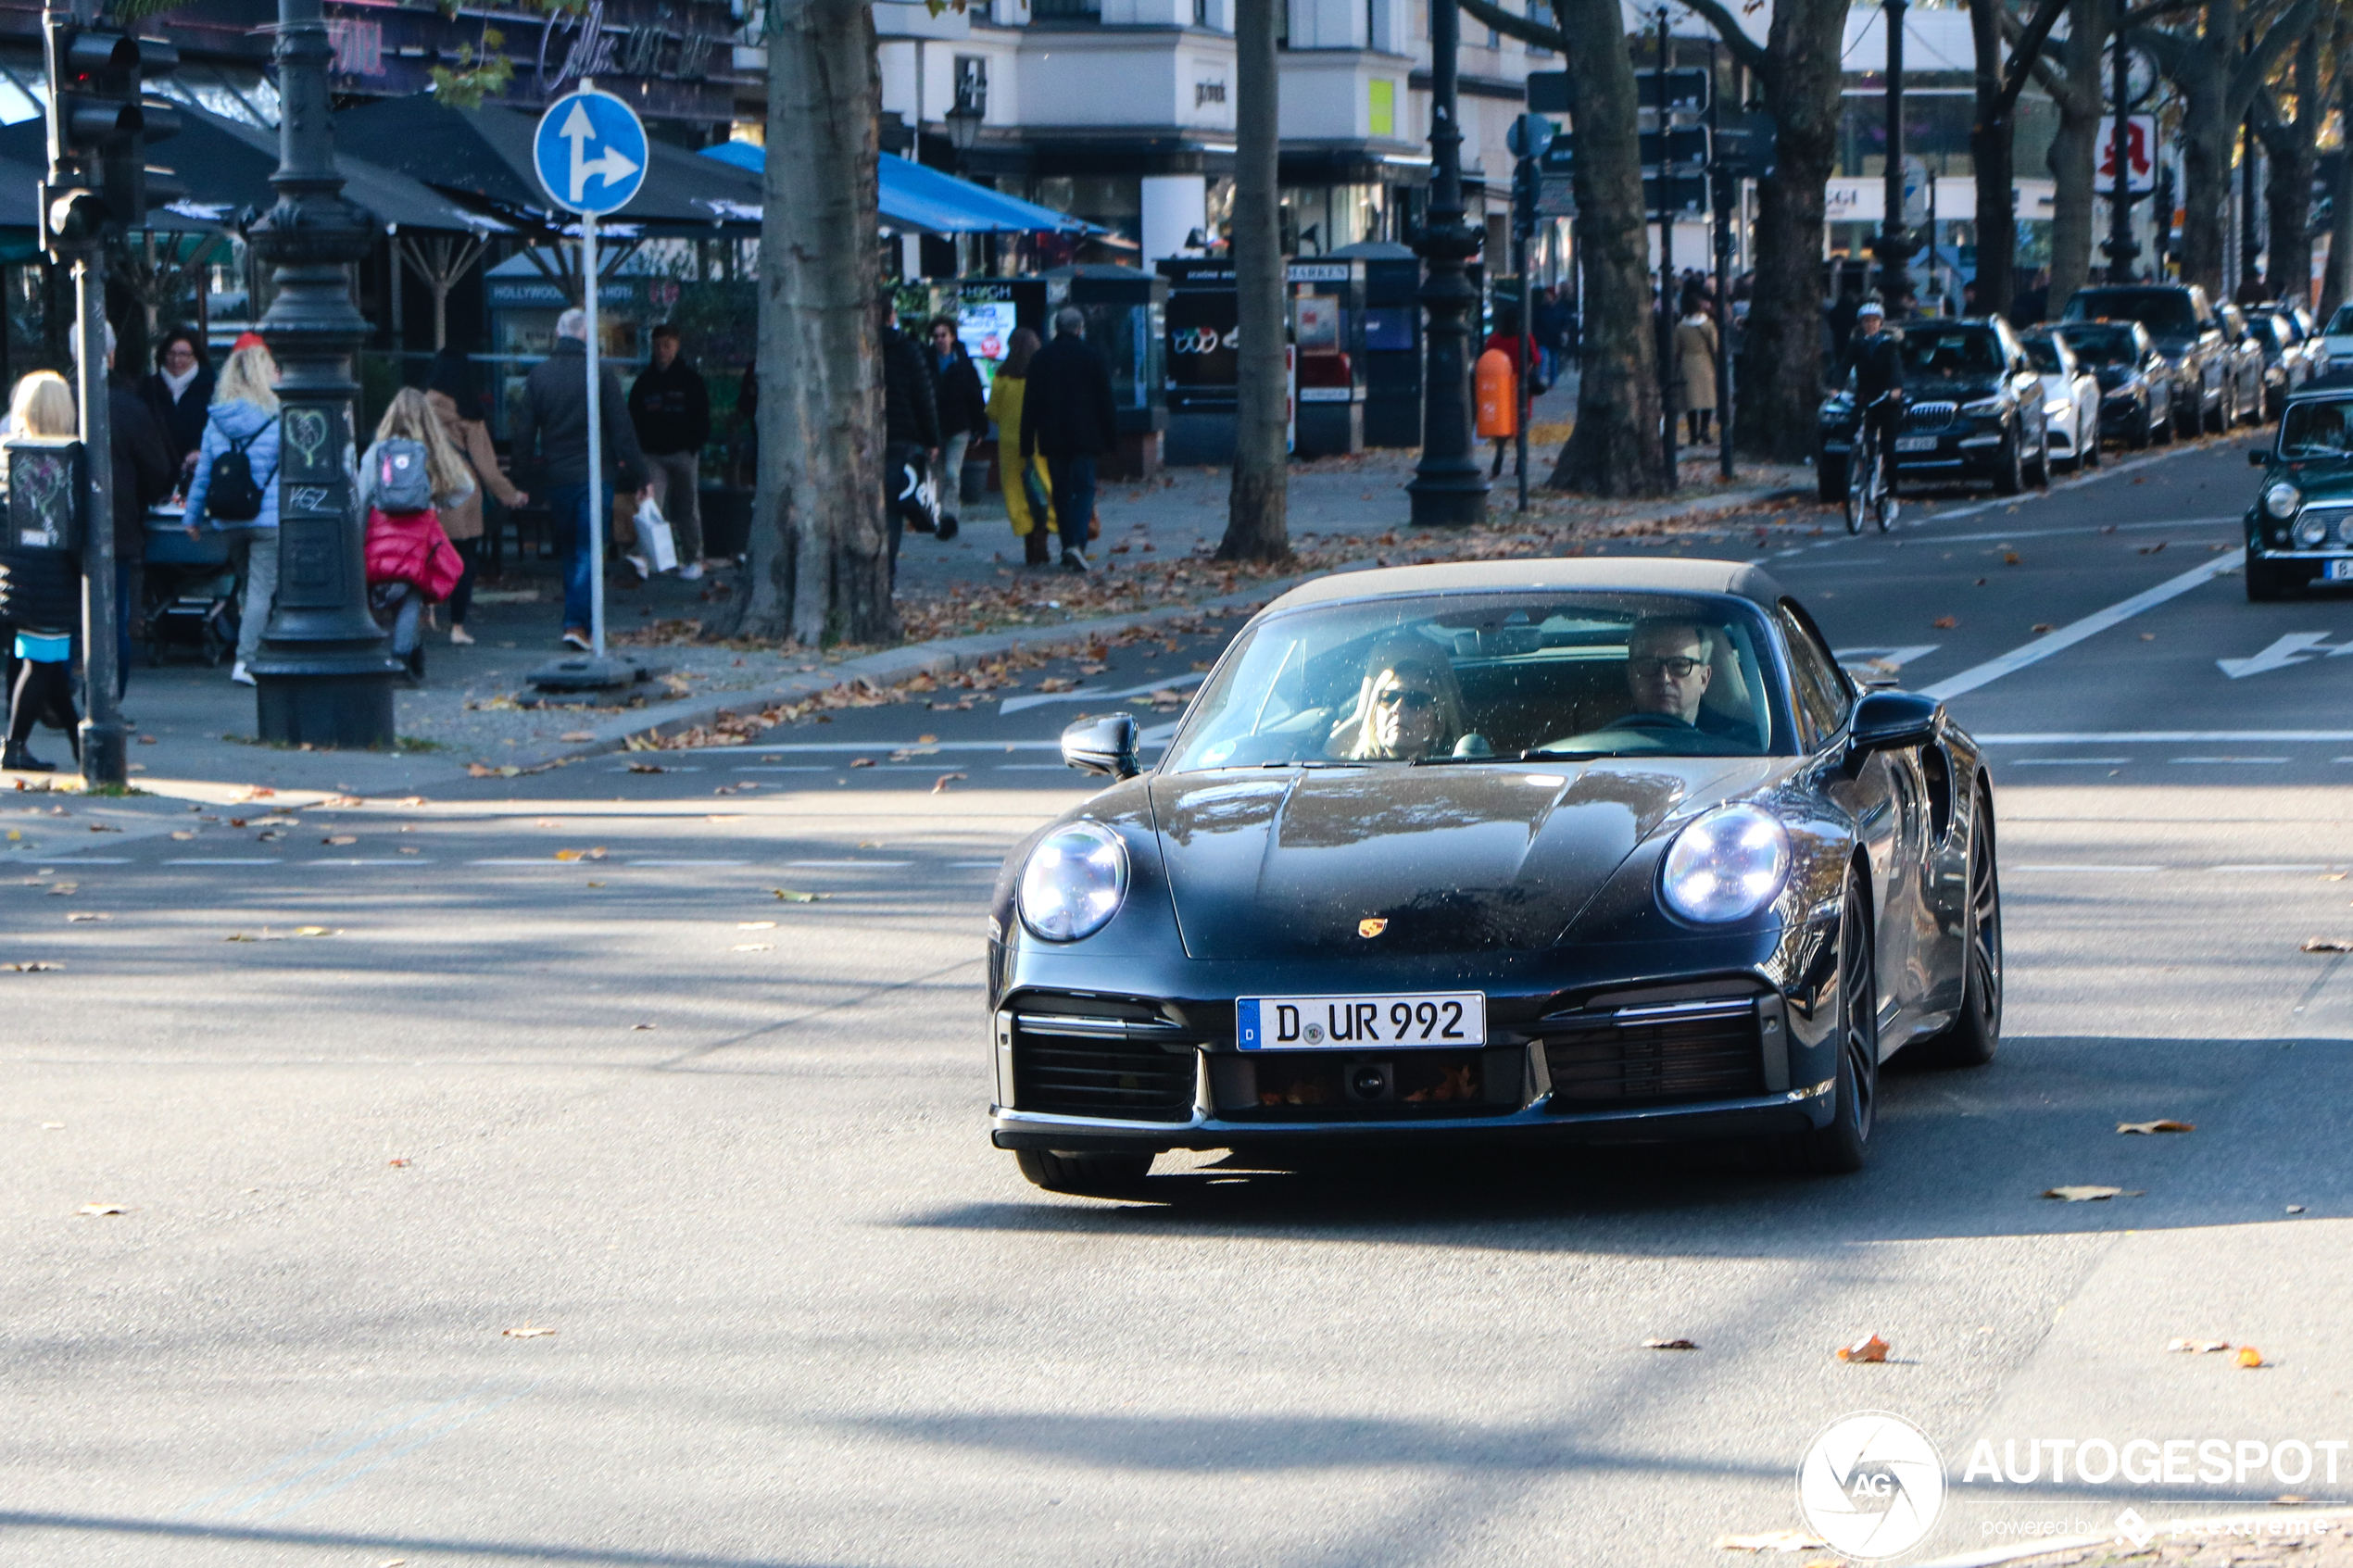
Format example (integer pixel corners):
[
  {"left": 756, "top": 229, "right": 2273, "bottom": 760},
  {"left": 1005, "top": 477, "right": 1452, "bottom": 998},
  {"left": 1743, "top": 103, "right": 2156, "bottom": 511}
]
[
  {"left": 554, "top": 847, "right": 608, "bottom": 862},
  {"left": 228, "top": 818, "right": 246, "bottom": 828},
  {"left": 2168, "top": 1338, "right": 2233, "bottom": 1353},
  {"left": 2325, "top": 873, "right": 2348, "bottom": 882},
  {"left": 560, "top": 732, "right": 597, "bottom": 742},
  {"left": 1641, "top": 1337, "right": 1699, "bottom": 1350},
  {"left": 467, "top": 762, "right": 522, "bottom": 778},
  {"left": 1712, "top": 1531, "right": 1827, "bottom": 1553},
  {"left": 770, "top": 889, "right": 823, "bottom": 902},
  {"left": 2120, "top": 1120, "right": 2194, "bottom": 1135},
  {"left": 136, "top": 734, "right": 156, "bottom": 745},
  {"left": 64, "top": 912, "right": 108, "bottom": 922},
  {"left": 294, "top": 927, "right": 340, "bottom": 937},
  {"left": 1077, "top": 663, "right": 1108, "bottom": 675},
  {"left": 1036, "top": 676, "right": 1079, "bottom": 693},
  {"left": 502, "top": 1324, "right": 556, "bottom": 1338},
  {"left": 932, "top": 772, "right": 967, "bottom": 793},
  {"left": 737, "top": 921, "right": 776, "bottom": 930},
  {"left": 170, "top": 830, "right": 194, "bottom": 840},
  {"left": 88, "top": 823, "right": 120, "bottom": 833},
  {"left": 849, "top": 758, "right": 875, "bottom": 768},
  {"left": 2044, "top": 1185, "right": 2124, "bottom": 1201},
  {"left": 2139, "top": 540, "right": 2168, "bottom": 555},
  {"left": 731, "top": 942, "right": 774, "bottom": 952},
  {"left": 2289, "top": 1205, "right": 2307, "bottom": 1213},
  {"left": 386, "top": 1157, "right": 410, "bottom": 1167},
  {"left": 627, "top": 762, "right": 664, "bottom": 773},
  {"left": 2141, "top": 633, "right": 2157, "bottom": 640},
  {"left": 45, "top": 882, "right": 75, "bottom": 895},
  {"left": 2032, "top": 623, "right": 2055, "bottom": 633},
  {"left": 2278, "top": 1496, "right": 2308, "bottom": 1506},
  {"left": 1932, "top": 615, "right": 1958, "bottom": 629},
  {"left": 2003, "top": 550, "right": 2021, "bottom": 565},
  {"left": 5, "top": 960, "right": 63, "bottom": 971},
  {"left": 585, "top": 881, "right": 605, "bottom": 889},
  {"left": 917, "top": 734, "right": 938, "bottom": 744},
  {"left": 1836, "top": 1333, "right": 1890, "bottom": 1363},
  {"left": 74, "top": 1203, "right": 127, "bottom": 1216},
  {"left": 2237, "top": 1346, "right": 2266, "bottom": 1368},
  {"left": 2302, "top": 937, "right": 2353, "bottom": 952},
  {"left": 323, "top": 835, "right": 357, "bottom": 847},
  {"left": 632, "top": 1022, "right": 656, "bottom": 1030}
]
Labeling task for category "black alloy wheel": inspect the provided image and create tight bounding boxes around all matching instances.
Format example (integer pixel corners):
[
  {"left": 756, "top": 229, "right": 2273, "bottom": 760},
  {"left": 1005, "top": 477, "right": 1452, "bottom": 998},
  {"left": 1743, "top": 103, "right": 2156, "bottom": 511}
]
[
  {"left": 1993, "top": 427, "right": 2023, "bottom": 495},
  {"left": 1844, "top": 437, "right": 1870, "bottom": 534},
  {"left": 1791, "top": 868, "right": 1879, "bottom": 1173},
  {"left": 1919, "top": 794, "right": 2003, "bottom": 1068},
  {"left": 2211, "top": 383, "right": 2232, "bottom": 434},
  {"left": 1016, "top": 1147, "right": 1156, "bottom": 1196},
  {"left": 2176, "top": 382, "right": 2201, "bottom": 439}
]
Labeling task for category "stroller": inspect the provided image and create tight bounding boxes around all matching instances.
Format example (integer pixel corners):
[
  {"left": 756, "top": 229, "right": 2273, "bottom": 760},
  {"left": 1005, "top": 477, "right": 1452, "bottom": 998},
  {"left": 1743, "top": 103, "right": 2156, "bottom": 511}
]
[{"left": 141, "top": 502, "right": 240, "bottom": 667}]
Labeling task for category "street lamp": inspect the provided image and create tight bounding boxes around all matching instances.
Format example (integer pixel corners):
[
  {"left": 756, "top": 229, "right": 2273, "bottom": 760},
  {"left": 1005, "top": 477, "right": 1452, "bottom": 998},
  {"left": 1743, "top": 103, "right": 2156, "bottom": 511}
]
[
  {"left": 946, "top": 92, "right": 984, "bottom": 169},
  {"left": 1874, "top": 0, "right": 1913, "bottom": 309},
  {"left": 1407, "top": 0, "right": 1488, "bottom": 527},
  {"left": 245, "top": 0, "right": 396, "bottom": 746},
  {"left": 2102, "top": 39, "right": 2141, "bottom": 285}
]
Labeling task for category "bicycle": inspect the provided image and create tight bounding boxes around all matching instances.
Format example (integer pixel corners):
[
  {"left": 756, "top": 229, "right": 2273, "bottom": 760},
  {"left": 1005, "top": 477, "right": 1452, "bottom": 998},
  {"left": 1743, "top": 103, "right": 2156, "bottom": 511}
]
[{"left": 1845, "top": 394, "right": 1902, "bottom": 535}]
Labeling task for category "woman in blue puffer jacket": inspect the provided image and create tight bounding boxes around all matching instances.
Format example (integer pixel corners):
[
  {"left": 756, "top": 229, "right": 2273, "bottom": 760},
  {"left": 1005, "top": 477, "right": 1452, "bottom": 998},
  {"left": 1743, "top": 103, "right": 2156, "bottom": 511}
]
[{"left": 181, "top": 333, "right": 282, "bottom": 686}]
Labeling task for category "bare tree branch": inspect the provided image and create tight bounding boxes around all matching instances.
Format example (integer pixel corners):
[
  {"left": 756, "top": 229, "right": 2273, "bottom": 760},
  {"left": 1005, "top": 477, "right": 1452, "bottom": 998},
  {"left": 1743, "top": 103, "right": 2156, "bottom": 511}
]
[
  {"left": 1997, "top": 0, "right": 2075, "bottom": 114},
  {"left": 1457, "top": 0, "right": 1570, "bottom": 55},
  {"left": 1674, "top": 0, "right": 1771, "bottom": 74}
]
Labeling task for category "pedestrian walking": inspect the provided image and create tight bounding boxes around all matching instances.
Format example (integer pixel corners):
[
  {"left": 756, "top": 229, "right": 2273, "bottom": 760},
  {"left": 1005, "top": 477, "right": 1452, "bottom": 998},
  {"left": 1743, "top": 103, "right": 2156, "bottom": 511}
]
[
  {"left": 879, "top": 295, "right": 942, "bottom": 577},
  {"left": 511, "top": 307, "right": 648, "bottom": 651},
  {"left": 1480, "top": 307, "right": 1530, "bottom": 479},
  {"left": 0, "top": 371, "right": 83, "bottom": 771},
  {"left": 360, "top": 388, "right": 472, "bottom": 684},
  {"left": 927, "top": 317, "right": 988, "bottom": 539},
  {"left": 426, "top": 347, "right": 527, "bottom": 647},
  {"left": 626, "top": 322, "right": 711, "bottom": 579},
  {"left": 139, "top": 325, "right": 213, "bottom": 492},
  {"left": 180, "top": 332, "right": 283, "bottom": 687},
  {"left": 984, "top": 326, "right": 1056, "bottom": 568},
  {"left": 85, "top": 319, "right": 177, "bottom": 697},
  {"left": 1676, "top": 296, "right": 1719, "bottom": 445},
  {"left": 1534, "top": 286, "right": 1571, "bottom": 386},
  {"left": 1018, "top": 306, "right": 1117, "bottom": 573}
]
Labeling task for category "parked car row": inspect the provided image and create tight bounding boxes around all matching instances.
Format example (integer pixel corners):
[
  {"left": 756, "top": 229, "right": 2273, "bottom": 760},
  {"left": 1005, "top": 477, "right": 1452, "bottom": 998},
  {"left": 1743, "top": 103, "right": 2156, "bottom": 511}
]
[{"left": 1818, "top": 283, "right": 2321, "bottom": 503}]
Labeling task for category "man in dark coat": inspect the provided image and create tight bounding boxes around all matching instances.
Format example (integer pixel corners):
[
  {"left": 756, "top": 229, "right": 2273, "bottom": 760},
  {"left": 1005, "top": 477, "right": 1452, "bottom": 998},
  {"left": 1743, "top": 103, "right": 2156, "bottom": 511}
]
[
  {"left": 1019, "top": 306, "right": 1119, "bottom": 572},
  {"left": 926, "top": 317, "right": 988, "bottom": 538},
  {"left": 626, "top": 322, "right": 712, "bottom": 577},
  {"left": 107, "top": 339, "right": 178, "bottom": 696},
  {"left": 512, "top": 307, "right": 648, "bottom": 649},
  {"left": 879, "top": 299, "right": 942, "bottom": 574}
]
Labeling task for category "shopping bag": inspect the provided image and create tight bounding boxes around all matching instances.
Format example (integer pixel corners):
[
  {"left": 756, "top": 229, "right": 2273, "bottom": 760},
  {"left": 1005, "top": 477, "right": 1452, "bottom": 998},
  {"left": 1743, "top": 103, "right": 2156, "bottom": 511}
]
[{"left": 635, "top": 495, "right": 678, "bottom": 573}]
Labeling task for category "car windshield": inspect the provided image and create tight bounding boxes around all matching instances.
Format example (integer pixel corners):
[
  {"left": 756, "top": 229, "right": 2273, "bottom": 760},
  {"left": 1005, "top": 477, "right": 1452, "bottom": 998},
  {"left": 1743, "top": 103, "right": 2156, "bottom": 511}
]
[
  {"left": 2067, "top": 289, "right": 2200, "bottom": 338},
  {"left": 2279, "top": 399, "right": 2353, "bottom": 458},
  {"left": 1164, "top": 592, "right": 1791, "bottom": 771},
  {"left": 2331, "top": 305, "right": 2353, "bottom": 335},
  {"left": 2021, "top": 337, "right": 2063, "bottom": 371},
  {"left": 2061, "top": 324, "right": 2140, "bottom": 366},
  {"left": 1899, "top": 327, "right": 2006, "bottom": 377}
]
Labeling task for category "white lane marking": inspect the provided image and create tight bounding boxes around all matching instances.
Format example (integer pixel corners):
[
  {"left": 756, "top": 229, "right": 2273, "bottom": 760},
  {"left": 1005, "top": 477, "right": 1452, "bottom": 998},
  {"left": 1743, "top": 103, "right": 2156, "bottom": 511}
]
[
  {"left": 2007, "top": 757, "right": 2133, "bottom": 765},
  {"left": 305, "top": 859, "right": 431, "bottom": 866},
  {"left": 1982, "top": 730, "right": 2353, "bottom": 742},
  {"left": 1903, "top": 515, "right": 2240, "bottom": 546},
  {"left": 611, "top": 763, "right": 704, "bottom": 772},
  {"left": 999, "top": 672, "right": 1203, "bottom": 716},
  {"left": 786, "top": 859, "right": 913, "bottom": 868},
  {"left": 997, "top": 764, "right": 1084, "bottom": 771},
  {"left": 2217, "top": 633, "right": 2353, "bottom": 678},
  {"left": 951, "top": 859, "right": 1004, "bottom": 868},
  {"left": 2210, "top": 864, "right": 2335, "bottom": 872},
  {"left": 169, "top": 858, "right": 283, "bottom": 866},
  {"left": 731, "top": 765, "right": 836, "bottom": 772},
  {"left": 1921, "top": 548, "right": 2246, "bottom": 701},
  {"left": 680, "top": 739, "right": 1060, "bottom": 755},
  {"left": 468, "top": 858, "right": 577, "bottom": 866},
  {"left": 28, "top": 855, "right": 132, "bottom": 863},
  {"left": 2170, "top": 756, "right": 2290, "bottom": 765},
  {"left": 629, "top": 859, "right": 749, "bottom": 866},
  {"left": 2008, "top": 864, "right": 2163, "bottom": 872}
]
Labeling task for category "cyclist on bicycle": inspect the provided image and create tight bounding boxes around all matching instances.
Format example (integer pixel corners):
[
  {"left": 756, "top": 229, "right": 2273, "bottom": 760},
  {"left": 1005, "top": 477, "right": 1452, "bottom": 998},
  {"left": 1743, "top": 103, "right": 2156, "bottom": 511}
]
[{"left": 1847, "top": 297, "right": 1905, "bottom": 459}]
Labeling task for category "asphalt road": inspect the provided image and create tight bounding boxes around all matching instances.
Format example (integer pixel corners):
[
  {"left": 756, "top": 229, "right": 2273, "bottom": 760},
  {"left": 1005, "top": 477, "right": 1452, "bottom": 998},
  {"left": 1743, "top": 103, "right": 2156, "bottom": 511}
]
[{"left": 12, "top": 431, "right": 2353, "bottom": 1567}]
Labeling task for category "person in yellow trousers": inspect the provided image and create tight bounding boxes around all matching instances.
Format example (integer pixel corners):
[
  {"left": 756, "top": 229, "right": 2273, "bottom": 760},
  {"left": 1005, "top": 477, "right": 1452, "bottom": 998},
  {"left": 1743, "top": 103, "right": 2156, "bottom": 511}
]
[{"left": 984, "top": 327, "right": 1056, "bottom": 567}]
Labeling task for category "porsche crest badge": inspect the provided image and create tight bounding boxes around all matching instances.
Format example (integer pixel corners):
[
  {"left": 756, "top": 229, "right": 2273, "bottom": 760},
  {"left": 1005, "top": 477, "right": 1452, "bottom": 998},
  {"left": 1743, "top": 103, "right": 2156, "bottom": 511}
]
[{"left": 1357, "top": 918, "right": 1389, "bottom": 938}]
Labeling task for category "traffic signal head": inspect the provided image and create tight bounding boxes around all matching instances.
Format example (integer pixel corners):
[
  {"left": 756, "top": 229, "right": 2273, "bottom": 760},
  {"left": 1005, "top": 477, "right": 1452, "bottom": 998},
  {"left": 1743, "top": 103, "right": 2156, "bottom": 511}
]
[{"left": 44, "top": 23, "right": 182, "bottom": 242}]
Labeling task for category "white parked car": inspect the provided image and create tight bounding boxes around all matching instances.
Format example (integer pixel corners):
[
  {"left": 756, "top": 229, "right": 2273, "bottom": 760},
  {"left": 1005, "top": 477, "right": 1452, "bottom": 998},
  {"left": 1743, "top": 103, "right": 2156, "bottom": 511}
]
[
  {"left": 2020, "top": 329, "right": 2101, "bottom": 470},
  {"left": 2320, "top": 303, "right": 2353, "bottom": 376}
]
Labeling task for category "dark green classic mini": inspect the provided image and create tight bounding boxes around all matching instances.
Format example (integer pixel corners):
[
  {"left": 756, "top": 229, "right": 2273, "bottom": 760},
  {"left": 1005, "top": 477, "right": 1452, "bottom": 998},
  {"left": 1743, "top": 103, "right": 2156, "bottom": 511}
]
[{"left": 2247, "top": 380, "right": 2353, "bottom": 600}]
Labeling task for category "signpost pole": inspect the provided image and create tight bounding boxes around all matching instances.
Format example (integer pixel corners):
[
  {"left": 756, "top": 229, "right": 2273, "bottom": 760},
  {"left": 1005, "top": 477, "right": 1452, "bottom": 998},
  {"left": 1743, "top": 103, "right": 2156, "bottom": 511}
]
[
  {"left": 584, "top": 203, "right": 604, "bottom": 657},
  {"left": 1655, "top": 7, "right": 1677, "bottom": 486}
]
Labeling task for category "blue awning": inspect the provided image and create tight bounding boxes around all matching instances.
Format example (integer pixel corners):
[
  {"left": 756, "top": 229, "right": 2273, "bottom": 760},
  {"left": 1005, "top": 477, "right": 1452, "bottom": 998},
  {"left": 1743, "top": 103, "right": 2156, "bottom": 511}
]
[{"left": 699, "top": 143, "right": 1099, "bottom": 235}]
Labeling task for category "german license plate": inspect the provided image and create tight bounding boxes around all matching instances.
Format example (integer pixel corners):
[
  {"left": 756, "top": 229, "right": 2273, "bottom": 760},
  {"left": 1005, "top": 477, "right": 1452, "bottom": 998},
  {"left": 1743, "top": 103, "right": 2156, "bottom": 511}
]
[
  {"left": 1237, "top": 992, "right": 1487, "bottom": 1049},
  {"left": 2325, "top": 559, "right": 2353, "bottom": 582},
  {"left": 1894, "top": 435, "right": 1939, "bottom": 453}
]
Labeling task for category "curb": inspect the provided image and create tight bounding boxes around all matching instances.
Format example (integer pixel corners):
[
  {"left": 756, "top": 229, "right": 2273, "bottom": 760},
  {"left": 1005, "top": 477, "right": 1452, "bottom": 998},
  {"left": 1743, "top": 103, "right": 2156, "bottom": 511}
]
[{"left": 481, "top": 477, "right": 1814, "bottom": 776}]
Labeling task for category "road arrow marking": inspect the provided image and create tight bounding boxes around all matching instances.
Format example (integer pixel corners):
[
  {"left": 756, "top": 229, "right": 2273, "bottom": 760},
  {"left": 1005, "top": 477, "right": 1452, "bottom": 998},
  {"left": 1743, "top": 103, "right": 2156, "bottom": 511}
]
[
  {"left": 2216, "top": 633, "right": 2349, "bottom": 679},
  {"left": 560, "top": 100, "right": 639, "bottom": 204}
]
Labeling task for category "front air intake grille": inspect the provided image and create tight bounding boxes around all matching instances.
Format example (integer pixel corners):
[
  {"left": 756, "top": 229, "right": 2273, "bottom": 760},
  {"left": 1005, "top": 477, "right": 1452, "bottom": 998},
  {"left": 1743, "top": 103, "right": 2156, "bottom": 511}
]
[
  {"left": 1904, "top": 401, "right": 1959, "bottom": 432},
  {"left": 1010, "top": 1000, "right": 1198, "bottom": 1123},
  {"left": 1542, "top": 997, "right": 1765, "bottom": 1110}
]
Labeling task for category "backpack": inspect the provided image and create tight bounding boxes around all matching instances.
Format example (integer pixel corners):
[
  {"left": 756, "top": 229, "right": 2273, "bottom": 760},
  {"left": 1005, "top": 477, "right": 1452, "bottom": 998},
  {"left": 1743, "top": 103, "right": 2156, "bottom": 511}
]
[
  {"left": 204, "top": 416, "right": 277, "bottom": 523},
  {"left": 370, "top": 438, "right": 434, "bottom": 515}
]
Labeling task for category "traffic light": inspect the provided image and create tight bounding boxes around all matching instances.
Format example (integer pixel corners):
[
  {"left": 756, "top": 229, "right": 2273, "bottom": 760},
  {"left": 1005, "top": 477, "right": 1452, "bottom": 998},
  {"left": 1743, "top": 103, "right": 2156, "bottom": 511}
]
[
  {"left": 1512, "top": 157, "right": 1541, "bottom": 242},
  {"left": 42, "top": 19, "right": 181, "bottom": 251}
]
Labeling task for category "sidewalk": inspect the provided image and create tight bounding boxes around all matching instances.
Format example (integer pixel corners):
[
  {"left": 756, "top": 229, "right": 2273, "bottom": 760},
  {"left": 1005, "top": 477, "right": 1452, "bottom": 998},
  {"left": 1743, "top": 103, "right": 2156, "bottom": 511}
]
[{"left": 40, "top": 407, "right": 1821, "bottom": 797}]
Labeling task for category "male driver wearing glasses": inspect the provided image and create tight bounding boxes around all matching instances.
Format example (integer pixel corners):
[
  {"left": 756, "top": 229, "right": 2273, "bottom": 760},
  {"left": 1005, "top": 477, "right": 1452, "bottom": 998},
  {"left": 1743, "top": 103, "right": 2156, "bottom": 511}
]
[{"left": 1615, "top": 618, "right": 1760, "bottom": 748}]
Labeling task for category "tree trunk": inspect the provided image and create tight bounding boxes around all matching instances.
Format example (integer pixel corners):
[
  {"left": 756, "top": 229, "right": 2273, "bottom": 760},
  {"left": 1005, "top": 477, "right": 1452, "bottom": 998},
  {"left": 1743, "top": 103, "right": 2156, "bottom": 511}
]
[
  {"left": 1970, "top": 0, "right": 2020, "bottom": 319},
  {"left": 1738, "top": 0, "right": 1845, "bottom": 461},
  {"left": 2042, "top": 0, "right": 2105, "bottom": 304},
  {"left": 2326, "top": 61, "right": 2353, "bottom": 317},
  {"left": 1218, "top": 0, "right": 1288, "bottom": 559},
  {"left": 2261, "top": 30, "right": 2319, "bottom": 304},
  {"left": 1548, "top": 0, "right": 1663, "bottom": 494},
  {"left": 734, "top": 0, "right": 893, "bottom": 647},
  {"left": 2175, "top": 50, "right": 2231, "bottom": 296}
]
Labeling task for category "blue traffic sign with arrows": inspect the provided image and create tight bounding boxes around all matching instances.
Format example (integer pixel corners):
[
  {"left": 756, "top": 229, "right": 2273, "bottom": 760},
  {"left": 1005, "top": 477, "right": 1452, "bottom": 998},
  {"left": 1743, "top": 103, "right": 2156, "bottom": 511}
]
[{"left": 533, "top": 88, "right": 648, "bottom": 216}]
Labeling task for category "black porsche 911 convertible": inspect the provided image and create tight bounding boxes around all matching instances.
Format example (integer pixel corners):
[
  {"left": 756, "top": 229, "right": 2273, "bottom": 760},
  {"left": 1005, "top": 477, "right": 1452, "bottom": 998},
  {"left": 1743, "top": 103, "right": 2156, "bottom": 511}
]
[{"left": 987, "top": 559, "right": 2002, "bottom": 1193}]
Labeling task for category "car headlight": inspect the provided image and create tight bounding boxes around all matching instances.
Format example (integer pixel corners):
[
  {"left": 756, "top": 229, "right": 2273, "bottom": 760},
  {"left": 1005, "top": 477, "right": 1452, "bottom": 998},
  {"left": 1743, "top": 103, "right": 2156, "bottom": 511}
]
[
  {"left": 1017, "top": 822, "right": 1129, "bottom": 941},
  {"left": 2265, "top": 482, "right": 2302, "bottom": 520},
  {"left": 2293, "top": 510, "right": 2329, "bottom": 546},
  {"left": 1960, "top": 396, "right": 2005, "bottom": 417},
  {"left": 1660, "top": 805, "right": 1792, "bottom": 924}
]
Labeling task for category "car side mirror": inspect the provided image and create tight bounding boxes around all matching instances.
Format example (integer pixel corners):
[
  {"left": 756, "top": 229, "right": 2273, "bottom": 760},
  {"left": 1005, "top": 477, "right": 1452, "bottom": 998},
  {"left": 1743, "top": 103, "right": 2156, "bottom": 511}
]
[
  {"left": 2252, "top": 447, "right": 2272, "bottom": 466},
  {"left": 1063, "top": 713, "right": 1139, "bottom": 779},
  {"left": 1847, "top": 690, "right": 1943, "bottom": 755}
]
